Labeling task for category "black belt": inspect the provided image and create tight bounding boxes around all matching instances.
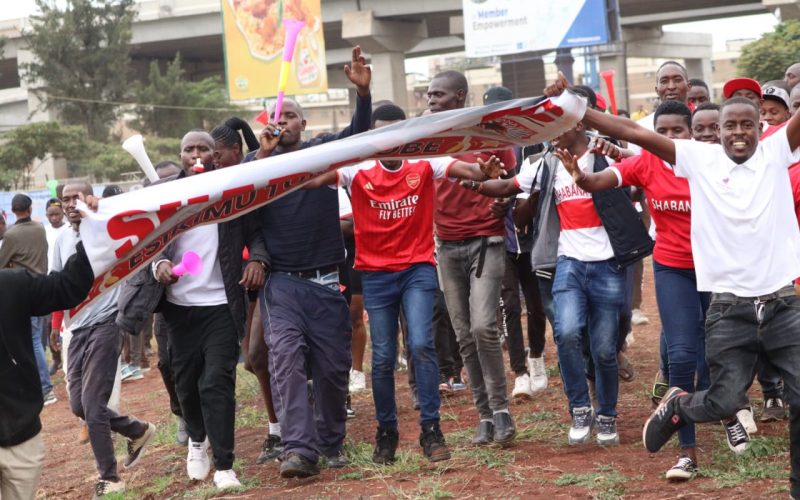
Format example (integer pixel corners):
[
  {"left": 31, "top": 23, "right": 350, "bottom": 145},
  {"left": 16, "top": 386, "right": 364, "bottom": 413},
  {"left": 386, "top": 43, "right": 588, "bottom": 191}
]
[
  {"left": 282, "top": 265, "right": 339, "bottom": 280},
  {"left": 711, "top": 285, "right": 795, "bottom": 304}
]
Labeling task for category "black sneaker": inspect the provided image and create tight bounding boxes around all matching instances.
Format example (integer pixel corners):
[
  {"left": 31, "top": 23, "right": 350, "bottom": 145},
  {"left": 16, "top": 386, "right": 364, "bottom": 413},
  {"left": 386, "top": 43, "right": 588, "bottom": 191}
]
[
  {"left": 372, "top": 426, "right": 399, "bottom": 464},
  {"left": 492, "top": 412, "right": 516, "bottom": 446},
  {"left": 346, "top": 394, "right": 356, "bottom": 419},
  {"left": 92, "top": 479, "right": 125, "bottom": 499},
  {"left": 722, "top": 417, "right": 750, "bottom": 454},
  {"left": 665, "top": 455, "right": 698, "bottom": 481},
  {"left": 642, "top": 387, "right": 687, "bottom": 453},
  {"left": 419, "top": 422, "right": 451, "bottom": 462},
  {"left": 322, "top": 452, "right": 349, "bottom": 469},
  {"left": 471, "top": 420, "right": 494, "bottom": 446},
  {"left": 279, "top": 452, "right": 320, "bottom": 478},
  {"left": 123, "top": 423, "right": 156, "bottom": 469},
  {"left": 761, "top": 397, "right": 786, "bottom": 422},
  {"left": 256, "top": 434, "right": 283, "bottom": 464}
]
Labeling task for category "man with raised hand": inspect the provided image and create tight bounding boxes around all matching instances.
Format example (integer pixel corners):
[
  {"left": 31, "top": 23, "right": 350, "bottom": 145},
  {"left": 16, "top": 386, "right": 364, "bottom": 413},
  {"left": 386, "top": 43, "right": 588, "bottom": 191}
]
[{"left": 545, "top": 72, "right": 800, "bottom": 498}]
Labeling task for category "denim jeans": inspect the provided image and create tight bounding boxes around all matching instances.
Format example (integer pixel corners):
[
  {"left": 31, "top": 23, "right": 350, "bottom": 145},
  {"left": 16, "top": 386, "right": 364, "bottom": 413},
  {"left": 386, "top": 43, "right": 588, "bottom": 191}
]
[
  {"left": 675, "top": 288, "right": 800, "bottom": 497},
  {"left": 363, "top": 264, "right": 441, "bottom": 428},
  {"left": 653, "top": 260, "right": 710, "bottom": 449},
  {"left": 552, "top": 257, "right": 624, "bottom": 417},
  {"left": 30, "top": 316, "right": 52, "bottom": 395},
  {"left": 437, "top": 237, "right": 508, "bottom": 420}
]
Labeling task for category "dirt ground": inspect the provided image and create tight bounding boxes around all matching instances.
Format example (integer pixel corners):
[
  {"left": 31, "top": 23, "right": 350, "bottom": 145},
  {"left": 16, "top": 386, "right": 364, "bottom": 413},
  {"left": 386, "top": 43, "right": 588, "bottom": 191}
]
[{"left": 37, "top": 260, "right": 790, "bottom": 499}]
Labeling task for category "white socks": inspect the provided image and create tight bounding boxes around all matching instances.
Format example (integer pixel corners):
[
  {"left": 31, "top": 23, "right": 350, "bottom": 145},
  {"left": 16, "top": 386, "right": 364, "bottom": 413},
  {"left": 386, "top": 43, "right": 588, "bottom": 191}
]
[{"left": 269, "top": 422, "right": 281, "bottom": 438}]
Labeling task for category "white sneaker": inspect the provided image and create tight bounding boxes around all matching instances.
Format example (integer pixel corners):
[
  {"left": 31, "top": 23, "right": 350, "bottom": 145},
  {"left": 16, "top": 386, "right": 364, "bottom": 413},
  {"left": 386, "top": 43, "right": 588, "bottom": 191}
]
[
  {"left": 186, "top": 438, "right": 210, "bottom": 480},
  {"left": 512, "top": 373, "right": 534, "bottom": 399},
  {"left": 349, "top": 369, "right": 366, "bottom": 393},
  {"left": 527, "top": 356, "right": 548, "bottom": 393},
  {"left": 93, "top": 479, "right": 125, "bottom": 498},
  {"left": 631, "top": 309, "right": 650, "bottom": 325},
  {"left": 625, "top": 331, "right": 635, "bottom": 348},
  {"left": 568, "top": 406, "right": 594, "bottom": 445},
  {"left": 736, "top": 406, "right": 758, "bottom": 434},
  {"left": 213, "top": 469, "right": 241, "bottom": 490}
]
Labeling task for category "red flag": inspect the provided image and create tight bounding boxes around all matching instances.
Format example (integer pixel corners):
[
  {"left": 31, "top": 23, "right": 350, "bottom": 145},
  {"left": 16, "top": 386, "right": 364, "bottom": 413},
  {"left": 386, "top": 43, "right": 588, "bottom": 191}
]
[{"left": 256, "top": 110, "right": 269, "bottom": 125}]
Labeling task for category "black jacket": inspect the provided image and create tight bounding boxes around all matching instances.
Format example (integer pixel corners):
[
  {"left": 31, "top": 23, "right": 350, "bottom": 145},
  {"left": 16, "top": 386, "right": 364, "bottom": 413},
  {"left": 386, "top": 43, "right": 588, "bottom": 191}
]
[
  {"left": 590, "top": 155, "right": 654, "bottom": 269},
  {"left": 0, "top": 243, "right": 94, "bottom": 446},
  {"left": 116, "top": 213, "right": 269, "bottom": 341}
]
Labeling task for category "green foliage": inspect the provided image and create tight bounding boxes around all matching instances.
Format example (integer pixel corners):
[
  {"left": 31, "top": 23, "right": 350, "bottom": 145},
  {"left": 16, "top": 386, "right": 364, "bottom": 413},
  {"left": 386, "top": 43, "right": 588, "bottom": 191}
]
[
  {"left": 22, "top": 0, "right": 136, "bottom": 139},
  {"left": 70, "top": 135, "right": 181, "bottom": 182},
  {"left": 131, "top": 53, "right": 237, "bottom": 137},
  {"left": 738, "top": 20, "right": 800, "bottom": 82},
  {"left": 0, "top": 121, "right": 86, "bottom": 189}
]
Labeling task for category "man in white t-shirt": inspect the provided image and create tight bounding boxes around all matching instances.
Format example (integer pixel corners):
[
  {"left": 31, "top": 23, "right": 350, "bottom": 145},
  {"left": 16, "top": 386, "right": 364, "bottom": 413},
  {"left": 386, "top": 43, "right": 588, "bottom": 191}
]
[{"left": 546, "top": 74, "right": 800, "bottom": 498}]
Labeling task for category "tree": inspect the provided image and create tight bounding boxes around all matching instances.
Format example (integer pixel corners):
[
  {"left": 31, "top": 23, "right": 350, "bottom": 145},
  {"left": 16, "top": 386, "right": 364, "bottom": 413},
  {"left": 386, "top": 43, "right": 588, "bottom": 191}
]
[
  {"left": 738, "top": 20, "right": 800, "bottom": 83},
  {"left": 0, "top": 122, "right": 86, "bottom": 189},
  {"left": 131, "top": 54, "right": 236, "bottom": 137},
  {"left": 21, "top": 0, "right": 136, "bottom": 139},
  {"left": 73, "top": 136, "right": 182, "bottom": 181}
]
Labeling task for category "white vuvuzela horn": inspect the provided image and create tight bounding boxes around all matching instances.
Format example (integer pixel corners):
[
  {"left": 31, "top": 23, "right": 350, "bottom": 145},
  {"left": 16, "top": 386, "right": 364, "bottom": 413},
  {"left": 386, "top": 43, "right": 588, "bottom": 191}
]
[{"left": 122, "top": 134, "right": 159, "bottom": 182}]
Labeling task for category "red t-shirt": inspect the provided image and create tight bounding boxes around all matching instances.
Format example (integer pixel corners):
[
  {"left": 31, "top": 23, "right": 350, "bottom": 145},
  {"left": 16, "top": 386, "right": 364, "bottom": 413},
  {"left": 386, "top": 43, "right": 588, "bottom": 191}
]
[
  {"left": 337, "top": 158, "right": 455, "bottom": 272},
  {"left": 610, "top": 150, "right": 694, "bottom": 269},
  {"left": 434, "top": 149, "right": 517, "bottom": 241}
]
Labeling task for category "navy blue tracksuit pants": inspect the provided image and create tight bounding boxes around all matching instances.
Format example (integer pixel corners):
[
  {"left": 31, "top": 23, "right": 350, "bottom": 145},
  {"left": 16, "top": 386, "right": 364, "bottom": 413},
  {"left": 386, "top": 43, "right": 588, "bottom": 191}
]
[{"left": 260, "top": 272, "right": 352, "bottom": 463}]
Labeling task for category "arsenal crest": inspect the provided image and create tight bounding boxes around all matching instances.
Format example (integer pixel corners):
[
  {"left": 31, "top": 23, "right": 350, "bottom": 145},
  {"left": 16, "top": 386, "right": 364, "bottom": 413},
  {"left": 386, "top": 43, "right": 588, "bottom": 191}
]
[{"left": 406, "top": 173, "right": 421, "bottom": 189}]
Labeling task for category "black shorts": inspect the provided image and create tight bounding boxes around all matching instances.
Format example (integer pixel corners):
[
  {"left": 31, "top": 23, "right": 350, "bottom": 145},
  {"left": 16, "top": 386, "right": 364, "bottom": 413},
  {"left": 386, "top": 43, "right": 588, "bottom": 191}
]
[{"left": 346, "top": 249, "right": 362, "bottom": 296}]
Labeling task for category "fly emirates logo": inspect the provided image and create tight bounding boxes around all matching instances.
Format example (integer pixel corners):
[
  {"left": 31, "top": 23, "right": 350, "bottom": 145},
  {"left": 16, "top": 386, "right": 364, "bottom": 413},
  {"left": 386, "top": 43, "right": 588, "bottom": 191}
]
[{"left": 370, "top": 195, "right": 420, "bottom": 220}]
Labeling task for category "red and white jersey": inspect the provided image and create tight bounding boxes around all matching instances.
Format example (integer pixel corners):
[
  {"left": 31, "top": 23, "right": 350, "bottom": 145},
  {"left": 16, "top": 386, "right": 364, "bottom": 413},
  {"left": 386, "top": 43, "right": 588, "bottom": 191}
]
[
  {"left": 515, "top": 152, "right": 614, "bottom": 262},
  {"left": 337, "top": 158, "right": 455, "bottom": 272},
  {"left": 610, "top": 151, "right": 694, "bottom": 269}
]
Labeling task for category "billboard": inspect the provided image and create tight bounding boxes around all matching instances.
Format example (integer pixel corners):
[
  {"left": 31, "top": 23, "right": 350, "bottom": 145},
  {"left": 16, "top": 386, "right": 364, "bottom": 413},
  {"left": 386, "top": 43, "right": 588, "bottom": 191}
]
[
  {"left": 463, "top": 0, "right": 609, "bottom": 57},
  {"left": 221, "top": 0, "right": 328, "bottom": 100}
]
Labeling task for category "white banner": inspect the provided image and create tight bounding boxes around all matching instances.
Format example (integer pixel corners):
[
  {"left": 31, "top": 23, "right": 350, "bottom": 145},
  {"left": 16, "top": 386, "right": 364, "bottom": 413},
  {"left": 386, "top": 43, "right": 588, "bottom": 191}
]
[{"left": 72, "top": 92, "right": 586, "bottom": 322}]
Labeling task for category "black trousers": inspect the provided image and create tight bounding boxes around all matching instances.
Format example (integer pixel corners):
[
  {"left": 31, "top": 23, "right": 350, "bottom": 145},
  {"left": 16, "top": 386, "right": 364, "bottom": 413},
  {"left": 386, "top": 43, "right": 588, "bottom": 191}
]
[
  {"left": 499, "top": 252, "right": 547, "bottom": 375},
  {"left": 163, "top": 303, "right": 239, "bottom": 470},
  {"left": 433, "top": 288, "right": 463, "bottom": 379},
  {"left": 154, "top": 313, "right": 182, "bottom": 417}
]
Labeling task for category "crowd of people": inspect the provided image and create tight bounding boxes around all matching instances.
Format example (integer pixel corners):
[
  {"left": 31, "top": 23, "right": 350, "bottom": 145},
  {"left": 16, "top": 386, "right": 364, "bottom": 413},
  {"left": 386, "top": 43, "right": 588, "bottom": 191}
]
[{"left": 1, "top": 43, "right": 800, "bottom": 500}]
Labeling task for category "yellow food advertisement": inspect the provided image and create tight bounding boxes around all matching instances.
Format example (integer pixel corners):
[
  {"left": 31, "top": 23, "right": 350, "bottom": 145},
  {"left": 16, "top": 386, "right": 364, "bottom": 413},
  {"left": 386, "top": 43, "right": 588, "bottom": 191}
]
[{"left": 221, "top": 0, "right": 328, "bottom": 100}]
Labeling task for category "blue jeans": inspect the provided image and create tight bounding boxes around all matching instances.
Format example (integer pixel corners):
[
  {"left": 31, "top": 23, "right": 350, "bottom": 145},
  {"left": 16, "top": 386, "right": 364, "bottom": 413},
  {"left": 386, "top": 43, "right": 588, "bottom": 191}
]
[
  {"left": 31, "top": 316, "right": 52, "bottom": 395},
  {"left": 552, "top": 257, "right": 624, "bottom": 417},
  {"left": 363, "top": 263, "right": 441, "bottom": 428},
  {"left": 653, "top": 260, "right": 710, "bottom": 449}
]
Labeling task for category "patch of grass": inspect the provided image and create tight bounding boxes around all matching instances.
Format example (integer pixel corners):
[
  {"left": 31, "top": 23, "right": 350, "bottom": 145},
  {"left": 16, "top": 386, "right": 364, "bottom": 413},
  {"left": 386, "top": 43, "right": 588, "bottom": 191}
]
[
  {"left": 440, "top": 411, "right": 459, "bottom": 422},
  {"left": 342, "top": 440, "right": 425, "bottom": 476},
  {"left": 444, "top": 428, "right": 474, "bottom": 446},
  {"left": 452, "top": 444, "right": 513, "bottom": 469},
  {"left": 700, "top": 435, "right": 789, "bottom": 489},
  {"left": 388, "top": 478, "right": 455, "bottom": 499},
  {"left": 516, "top": 410, "right": 565, "bottom": 444},
  {"left": 336, "top": 471, "right": 364, "bottom": 480},
  {"left": 145, "top": 474, "right": 174, "bottom": 495},
  {"left": 554, "top": 463, "right": 635, "bottom": 499},
  {"left": 235, "top": 364, "right": 262, "bottom": 402},
  {"left": 154, "top": 417, "right": 178, "bottom": 446},
  {"left": 546, "top": 363, "right": 560, "bottom": 378},
  {"left": 235, "top": 404, "right": 266, "bottom": 429}
]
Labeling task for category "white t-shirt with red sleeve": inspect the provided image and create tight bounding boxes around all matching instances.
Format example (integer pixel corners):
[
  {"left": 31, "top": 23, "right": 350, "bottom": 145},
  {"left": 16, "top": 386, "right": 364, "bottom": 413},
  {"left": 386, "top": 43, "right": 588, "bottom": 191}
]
[
  {"left": 609, "top": 151, "right": 694, "bottom": 269},
  {"left": 514, "top": 151, "right": 614, "bottom": 262},
  {"left": 337, "top": 158, "right": 455, "bottom": 272}
]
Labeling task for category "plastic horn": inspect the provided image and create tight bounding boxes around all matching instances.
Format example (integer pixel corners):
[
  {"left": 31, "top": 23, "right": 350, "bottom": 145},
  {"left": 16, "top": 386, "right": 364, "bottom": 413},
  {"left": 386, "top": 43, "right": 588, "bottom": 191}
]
[
  {"left": 271, "top": 19, "right": 305, "bottom": 126},
  {"left": 172, "top": 251, "right": 202, "bottom": 277},
  {"left": 122, "top": 135, "right": 159, "bottom": 182},
  {"left": 599, "top": 69, "right": 618, "bottom": 116}
]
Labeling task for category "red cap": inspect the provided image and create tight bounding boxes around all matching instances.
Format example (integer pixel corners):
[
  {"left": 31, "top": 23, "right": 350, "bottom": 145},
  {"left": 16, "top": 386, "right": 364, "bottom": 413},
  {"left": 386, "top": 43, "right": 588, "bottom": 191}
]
[{"left": 722, "top": 78, "right": 762, "bottom": 99}]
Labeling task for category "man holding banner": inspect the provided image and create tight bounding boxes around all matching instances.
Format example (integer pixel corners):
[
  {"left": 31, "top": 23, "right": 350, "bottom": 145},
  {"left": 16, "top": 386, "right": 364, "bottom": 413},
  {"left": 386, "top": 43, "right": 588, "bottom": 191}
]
[{"left": 249, "top": 46, "right": 372, "bottom": 478}]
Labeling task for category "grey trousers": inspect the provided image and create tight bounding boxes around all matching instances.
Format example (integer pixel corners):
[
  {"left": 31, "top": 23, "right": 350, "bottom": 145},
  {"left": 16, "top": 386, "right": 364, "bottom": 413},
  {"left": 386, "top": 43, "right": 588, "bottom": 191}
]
[{"left": 437, "top": 237, "right": 508, "bottom": 420}]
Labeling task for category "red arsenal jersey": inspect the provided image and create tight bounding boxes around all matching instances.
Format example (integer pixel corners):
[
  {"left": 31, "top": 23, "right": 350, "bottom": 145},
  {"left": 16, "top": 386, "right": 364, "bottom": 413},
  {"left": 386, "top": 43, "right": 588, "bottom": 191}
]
[{"left": 337, "top": 158, "right": 455, "bottom": 272}]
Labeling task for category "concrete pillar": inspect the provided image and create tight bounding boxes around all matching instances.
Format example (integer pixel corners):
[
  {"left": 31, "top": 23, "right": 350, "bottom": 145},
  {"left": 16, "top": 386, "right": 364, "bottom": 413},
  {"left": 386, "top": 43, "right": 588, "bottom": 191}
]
[
  {"left": 341, "top": 10, "right": 427, "bottom": 111},
  {"left": 555, "top": 48, "right": 575, "bottom": 84},
  {"left": 500, "top": 55, "right": 545, "bottom": 99},
  {"left": 685, "top": 57, "right": 713, "bottom": 86}
]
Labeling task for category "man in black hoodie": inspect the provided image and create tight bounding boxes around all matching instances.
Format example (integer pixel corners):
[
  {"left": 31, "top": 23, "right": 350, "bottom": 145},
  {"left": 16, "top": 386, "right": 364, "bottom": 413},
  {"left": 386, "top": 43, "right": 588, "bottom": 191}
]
[{"left": 0, "top": 232, "right": 94, "bottom": 499}]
